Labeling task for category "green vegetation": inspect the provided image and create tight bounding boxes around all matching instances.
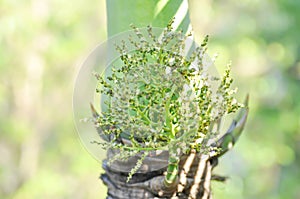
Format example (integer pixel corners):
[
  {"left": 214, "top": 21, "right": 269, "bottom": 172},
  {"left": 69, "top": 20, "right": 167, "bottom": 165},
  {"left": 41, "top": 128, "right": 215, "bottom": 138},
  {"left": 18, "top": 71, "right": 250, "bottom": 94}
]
[
  {"left": 92, "top": 21, "right": 243, "bottom": 184},
  {"left": 0, "top": 0, "right": 299, "bottom": 198}
]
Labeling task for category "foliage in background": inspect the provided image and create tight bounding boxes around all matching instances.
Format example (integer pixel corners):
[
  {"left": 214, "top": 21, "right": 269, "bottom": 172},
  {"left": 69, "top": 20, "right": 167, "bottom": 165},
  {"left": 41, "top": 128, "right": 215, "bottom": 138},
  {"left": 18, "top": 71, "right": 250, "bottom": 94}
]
[
  {"left": 0, "top": 0, "right": 299, "bottom": 199},
  {"left": 0, "top": 0, "right": 107, "bottom": 198},
  {"left": 189, "top": 1, "right": 300, "bottom": 198}
]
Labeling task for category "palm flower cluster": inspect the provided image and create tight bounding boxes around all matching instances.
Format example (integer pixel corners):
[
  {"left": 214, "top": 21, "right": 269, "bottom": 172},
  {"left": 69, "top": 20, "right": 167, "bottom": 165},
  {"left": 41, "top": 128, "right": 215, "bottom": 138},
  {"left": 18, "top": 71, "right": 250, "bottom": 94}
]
[{"left": 92, "top": 20, "right": 243, "bottom": 183}]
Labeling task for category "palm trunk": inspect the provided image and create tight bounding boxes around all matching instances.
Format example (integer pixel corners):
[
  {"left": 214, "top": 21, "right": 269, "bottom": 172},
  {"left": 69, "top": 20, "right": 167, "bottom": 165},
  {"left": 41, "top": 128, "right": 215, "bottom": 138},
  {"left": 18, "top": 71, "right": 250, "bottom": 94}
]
[
  {"left": 101, "top": 149, "right": 220, "bottom": 199},
  {"left": 106, "top": 0, "right": 192, "bottom": 37}
]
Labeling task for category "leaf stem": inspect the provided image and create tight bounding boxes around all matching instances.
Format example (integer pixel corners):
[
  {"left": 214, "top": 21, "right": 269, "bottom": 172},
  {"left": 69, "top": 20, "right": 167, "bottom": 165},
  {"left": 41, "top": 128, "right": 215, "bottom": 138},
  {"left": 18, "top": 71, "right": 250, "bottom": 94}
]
[{"left": 165, "top": 85, "right": 177, "bottom": 138}]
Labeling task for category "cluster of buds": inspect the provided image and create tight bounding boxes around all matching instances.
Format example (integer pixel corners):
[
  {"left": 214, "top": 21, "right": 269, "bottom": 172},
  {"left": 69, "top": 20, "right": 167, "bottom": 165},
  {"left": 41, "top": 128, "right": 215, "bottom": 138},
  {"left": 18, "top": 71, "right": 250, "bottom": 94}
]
[{"left": 92, "top": 20, "right": 243, "bottom": 183}]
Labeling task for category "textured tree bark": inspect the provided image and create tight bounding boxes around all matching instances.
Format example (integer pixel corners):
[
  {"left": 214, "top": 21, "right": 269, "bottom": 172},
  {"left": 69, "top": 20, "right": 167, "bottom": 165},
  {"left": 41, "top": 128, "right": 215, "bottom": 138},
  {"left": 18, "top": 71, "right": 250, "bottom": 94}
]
[{"left": 100, "top": 149, "right": 219, "bottom": 199}]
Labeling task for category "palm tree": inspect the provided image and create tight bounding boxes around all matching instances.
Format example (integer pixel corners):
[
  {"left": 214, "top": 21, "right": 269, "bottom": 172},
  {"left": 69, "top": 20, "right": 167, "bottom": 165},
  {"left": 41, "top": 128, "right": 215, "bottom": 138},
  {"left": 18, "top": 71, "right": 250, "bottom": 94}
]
[{"left": 96, "top": 1, "right": 249, "bottom": 198}]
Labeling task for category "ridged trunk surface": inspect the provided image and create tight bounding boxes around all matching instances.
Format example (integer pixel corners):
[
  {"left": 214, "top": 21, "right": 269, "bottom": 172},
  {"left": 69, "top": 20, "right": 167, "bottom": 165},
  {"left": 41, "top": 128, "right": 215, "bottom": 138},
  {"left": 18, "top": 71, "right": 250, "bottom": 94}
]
[{"left": 101, "top": 149, "right": 219, "bottom": 199}]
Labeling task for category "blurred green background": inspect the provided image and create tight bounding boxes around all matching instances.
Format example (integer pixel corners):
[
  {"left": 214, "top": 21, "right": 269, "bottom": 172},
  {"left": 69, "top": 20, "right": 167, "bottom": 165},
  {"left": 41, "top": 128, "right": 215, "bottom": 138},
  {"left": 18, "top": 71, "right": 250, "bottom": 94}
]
[{"left": 0, "top": 0, "right": 299, "bottom": 199}]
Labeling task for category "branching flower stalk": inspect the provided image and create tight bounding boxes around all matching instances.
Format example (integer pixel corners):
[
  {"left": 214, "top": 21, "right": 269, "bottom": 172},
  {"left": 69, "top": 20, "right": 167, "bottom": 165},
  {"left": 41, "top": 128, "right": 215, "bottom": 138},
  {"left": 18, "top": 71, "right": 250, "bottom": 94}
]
[{"left": 92, "top": 20, "right": 243, "bottom": 187}]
